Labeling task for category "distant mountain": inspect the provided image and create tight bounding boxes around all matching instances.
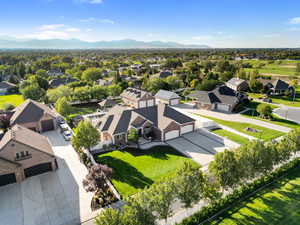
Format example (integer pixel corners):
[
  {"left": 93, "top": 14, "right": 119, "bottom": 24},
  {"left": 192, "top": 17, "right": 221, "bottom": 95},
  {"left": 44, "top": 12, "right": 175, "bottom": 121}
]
[{"left": 0, "top": 37, "right": 211, "bottom": 49}]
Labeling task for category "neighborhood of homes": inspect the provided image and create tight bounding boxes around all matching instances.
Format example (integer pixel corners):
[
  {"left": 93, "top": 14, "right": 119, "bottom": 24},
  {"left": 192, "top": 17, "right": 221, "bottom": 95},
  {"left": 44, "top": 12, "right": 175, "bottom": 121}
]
[{"left": 0, "top": 77, "right": 292, "bottom": 187}]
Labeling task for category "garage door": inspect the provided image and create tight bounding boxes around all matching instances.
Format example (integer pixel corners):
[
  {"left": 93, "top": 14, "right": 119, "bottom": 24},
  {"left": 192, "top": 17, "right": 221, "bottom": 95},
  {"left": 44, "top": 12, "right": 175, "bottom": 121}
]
[
  {"left": 139, "top": 100, "right": 147, "bottom": 108},
  {"left": 170, "top": 98, "right": 179, "bottom": 105},
  {"left": 24, "top": 163, "right": 52, "bottom": 178},
  {"left": 0, "top": 173, "right": 16, "bottom": 186},
  {"left": 147, "top": 99, "right": 154, "bottom": 107},
  {"left": 165, "top": 130, "right": 179, "bottom": 141},
  {"left": 180, "top": 124, "right": 193, "bottom": 134},
  {"left": 217, "top": 104, "right": 230, "bottom": 112},
  {"left": 41, "top": 119, "right": 54, "bottom": 132}
]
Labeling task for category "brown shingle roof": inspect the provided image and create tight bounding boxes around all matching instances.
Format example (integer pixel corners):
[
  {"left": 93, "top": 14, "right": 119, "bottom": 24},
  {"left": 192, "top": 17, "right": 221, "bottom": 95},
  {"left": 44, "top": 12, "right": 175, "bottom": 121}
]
[
  {"left": 0, "top": 124, "right": 54, "bottom": 156},
  {"left": 10, "top": 99, "right": 57, "bottom": 125}
]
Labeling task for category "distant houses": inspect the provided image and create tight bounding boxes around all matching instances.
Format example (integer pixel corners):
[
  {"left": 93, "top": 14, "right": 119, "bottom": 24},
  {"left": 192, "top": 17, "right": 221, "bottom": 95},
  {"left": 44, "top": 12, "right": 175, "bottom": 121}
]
[
  {"left": 49, "top": 77, "right": 78, "bottom": 88},
  {"left": 0, "top": 81, "right": 17, "bottom": 95},
  {"left": 258, "top": 78, "right": 293, "bottom": 95},
  {"left": 121, "top": 88, "right": 155, "bottom": 108}
]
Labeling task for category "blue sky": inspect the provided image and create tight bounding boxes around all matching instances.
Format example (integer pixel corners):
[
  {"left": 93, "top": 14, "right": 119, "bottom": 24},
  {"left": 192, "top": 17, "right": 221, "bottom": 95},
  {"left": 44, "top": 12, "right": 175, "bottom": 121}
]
[{"left": 1, "top": 0, "right": 300, "bottom": 47}]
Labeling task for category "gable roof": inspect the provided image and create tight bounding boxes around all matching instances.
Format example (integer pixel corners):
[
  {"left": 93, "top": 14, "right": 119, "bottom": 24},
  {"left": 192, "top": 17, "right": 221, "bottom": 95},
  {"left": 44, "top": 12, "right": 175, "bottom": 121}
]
[
  {"left": 272, "top": 79, "right": 289, "bottom": 90},
  {"left": 155, "top": 89, "right": 180, "bottom": 100},
  {"left": 0, "top": 124, "right": 54, "bottom": 156},
  {"left": 159, "top": 71, "right": 173, "bottom": 78},
  {"left": 226, "top": 78, "right": 247, "bottom": 87},
  {"left": 121, "top": 88, "right": 152, "bottom": 101},
  {"left": 49, "top": 77, "right": 78, "bottom": 88},
  {"left": 188, "top": 85, "right": 238, "bottom": 105},
  {"left": 98, "top": 99, "right": 117, "bottom": 108},
  {"left": 10, "top": 99, "right": 57, "bottom": 125}
]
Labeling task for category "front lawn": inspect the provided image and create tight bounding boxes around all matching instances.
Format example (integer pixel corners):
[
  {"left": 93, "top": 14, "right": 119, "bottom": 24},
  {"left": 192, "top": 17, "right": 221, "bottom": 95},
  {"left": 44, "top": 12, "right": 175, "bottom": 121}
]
[
  {"left": 211, "top": 129, "right": 249, "bottom": 145},
  {"left": 209, "top": 165, "right": 300, "bottom": 225},
  {"left": 242, "top": 101, "right": 300, "bottom": 129},
  {"left": 199, "top": 115, "right": 284, "bottom": 141},
  {"left": 0, "top": 94, "right": 24, "bottom": 109},
  {"left": 96, "top": 146, "right": 197, "bottom": 196}
]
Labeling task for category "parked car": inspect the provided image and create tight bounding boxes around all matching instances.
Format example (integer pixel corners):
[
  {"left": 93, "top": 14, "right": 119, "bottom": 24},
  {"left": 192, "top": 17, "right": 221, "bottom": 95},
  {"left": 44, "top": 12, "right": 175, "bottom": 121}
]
[
  {"left": 263, "top": 98, "right": 272, "bottom": 103},
  {"left": 62, "top": 130, "right": 72, "bottom": 141},
  {"left": 59, "top": 123, "right": 69, "bottom": 132}
]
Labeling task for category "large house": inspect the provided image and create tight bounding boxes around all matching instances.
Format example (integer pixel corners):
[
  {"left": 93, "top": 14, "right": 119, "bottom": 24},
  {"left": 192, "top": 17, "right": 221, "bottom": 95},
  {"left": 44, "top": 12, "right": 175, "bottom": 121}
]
[
  {"left": 97, "top": 103, "right": 195, "bottom": 144},
  {"left": 0, "top": 81, "right": 16, "bottom": 95},
  {"left": 155, "top": 89, "right": 180, "bottom": 106},
  {"left": 49, "top": 77, "right": 78, "bottom": 88},
  {"left": 226, "top": 78, "right": 248, "bottom": 91},
  {"left": 10, "top": 99, "right": 58, "bottom": 133},
  {"left": 258, "top": 79, "right": 292, "bottom": 95},
  {"left": 121, "top": 88, "right": 155, "bottom": 108},
  {"left": 188, "top": 85, "right": 241, "bottom": 112},
  {"left": 0, "top": 124, "right": 57, "bottom": 186}
]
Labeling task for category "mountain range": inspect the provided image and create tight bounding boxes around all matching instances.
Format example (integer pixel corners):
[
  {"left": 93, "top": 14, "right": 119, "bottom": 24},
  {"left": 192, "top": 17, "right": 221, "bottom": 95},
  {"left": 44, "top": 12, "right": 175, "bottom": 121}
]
[{"left": 0, "top": 37, "right": 211, "bottom": 49}]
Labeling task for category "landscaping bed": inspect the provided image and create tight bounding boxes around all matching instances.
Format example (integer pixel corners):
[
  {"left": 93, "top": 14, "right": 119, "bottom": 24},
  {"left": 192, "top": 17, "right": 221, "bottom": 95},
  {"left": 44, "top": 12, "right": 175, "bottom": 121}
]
[{"left": 96, "top": 146, "right": 197, "bottom": 196}]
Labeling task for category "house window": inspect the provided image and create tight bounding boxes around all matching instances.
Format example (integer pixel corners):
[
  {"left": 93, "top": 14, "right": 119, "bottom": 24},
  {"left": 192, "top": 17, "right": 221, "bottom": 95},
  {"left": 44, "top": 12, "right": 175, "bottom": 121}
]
[{"left": 15, "top": 151, "right": 31, "bottom": 161}]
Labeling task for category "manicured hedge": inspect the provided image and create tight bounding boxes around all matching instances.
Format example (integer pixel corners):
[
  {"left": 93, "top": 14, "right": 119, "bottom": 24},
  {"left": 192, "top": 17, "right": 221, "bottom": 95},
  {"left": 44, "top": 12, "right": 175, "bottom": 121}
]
[{"left": 177, "top": 158, "right": 300, "bottom": 225}]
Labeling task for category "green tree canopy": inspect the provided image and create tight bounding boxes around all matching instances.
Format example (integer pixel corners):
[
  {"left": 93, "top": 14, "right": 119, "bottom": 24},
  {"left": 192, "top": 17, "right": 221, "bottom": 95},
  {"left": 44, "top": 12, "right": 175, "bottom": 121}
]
[{"left": 82, "top": 67, "right": 102, "bottom": 81}]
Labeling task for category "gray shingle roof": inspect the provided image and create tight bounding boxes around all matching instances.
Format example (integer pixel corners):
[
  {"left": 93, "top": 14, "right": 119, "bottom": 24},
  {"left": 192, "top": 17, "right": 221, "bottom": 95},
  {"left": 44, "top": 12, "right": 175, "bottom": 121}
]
[
  {"left": 155, "top": 90, "right": 180, "bottom": 100},
  {"left": 226, "top": 78, "right": 246, "bottom": 87},
  {"left": 0, "top": 81, "right": 16, "bottom": 89}
]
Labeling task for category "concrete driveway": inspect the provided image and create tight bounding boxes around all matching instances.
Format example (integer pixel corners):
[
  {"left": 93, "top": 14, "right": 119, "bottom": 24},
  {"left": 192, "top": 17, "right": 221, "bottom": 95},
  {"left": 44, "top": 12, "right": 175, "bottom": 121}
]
[
  {"left": 0, "top": 130, "right": 96, "bottom": 225},
  {"left": 166, "top": 131, "right": 235, "bottom": 167}
]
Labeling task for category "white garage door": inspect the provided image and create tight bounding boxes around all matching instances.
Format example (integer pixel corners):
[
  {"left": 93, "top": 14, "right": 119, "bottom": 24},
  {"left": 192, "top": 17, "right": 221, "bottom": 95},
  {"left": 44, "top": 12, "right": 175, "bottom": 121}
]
[
  {"left": 170, "top": 98, "right": 179, "bottom": 105},
  {"left": 147, "top": 99, "right": 154, "bottom": 107},
  {"left": 165, "top": 130, "right": 179, "bottom": 141},
  {"left": 139, "top": 100, "right": 147, "bottom": 108},
  {"left": 217, "top": 104, "right": 230, "bottom": 112},
  {"left": 180, "top": 124, "right": 193, "bottom": 134}
]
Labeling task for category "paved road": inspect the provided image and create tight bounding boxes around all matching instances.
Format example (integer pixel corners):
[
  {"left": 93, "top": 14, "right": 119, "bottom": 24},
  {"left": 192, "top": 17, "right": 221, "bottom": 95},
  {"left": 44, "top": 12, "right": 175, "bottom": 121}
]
[
  {"left": 173, "top": 105, "right": 291, "bottom": 133},
  {"left": 0, "top": 130, "right": 97, "bottom": 225},
  {"left": 273, "top": 107, "right": 300, "bottom": 124}
]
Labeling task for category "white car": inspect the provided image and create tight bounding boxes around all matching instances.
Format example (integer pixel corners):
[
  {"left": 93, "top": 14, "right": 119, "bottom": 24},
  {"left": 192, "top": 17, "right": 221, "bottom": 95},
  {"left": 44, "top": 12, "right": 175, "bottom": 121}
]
[
  {"left": 60, "top": 123, "right": 69, "bottom": 132},
  {"left": 62, "top": 130, "right": 72, "bottom": 141}
]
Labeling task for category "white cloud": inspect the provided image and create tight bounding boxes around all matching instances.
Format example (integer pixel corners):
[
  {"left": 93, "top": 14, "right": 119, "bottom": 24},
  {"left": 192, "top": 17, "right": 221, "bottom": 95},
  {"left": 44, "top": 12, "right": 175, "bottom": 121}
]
[
  {"left": 77, "top": 0, "right": 103, "bottom": 4},
  {"left": 39, "top": 24, "right": 65, "bottom": 30},
  {"left": 289, "top": 17, "right": 300, "bottom": 24},
  {"left": 79, "top": 17, "right": 114, "bottom": 24},
  {"left": 65, "top": 28, "right": 80, "bottom": 32},
  {"left": 86, "top": 28, "right": 93, "bottom": 32}
]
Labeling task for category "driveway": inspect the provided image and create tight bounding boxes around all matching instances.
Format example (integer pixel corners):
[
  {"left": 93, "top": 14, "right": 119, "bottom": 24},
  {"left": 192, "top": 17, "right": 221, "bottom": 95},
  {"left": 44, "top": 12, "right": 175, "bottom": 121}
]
[
  {"left": 0, "top": 130, "right": 96, "bottom": 225},
  {"left": 166, "top": 131, "right": 234, "bottom": 167}
]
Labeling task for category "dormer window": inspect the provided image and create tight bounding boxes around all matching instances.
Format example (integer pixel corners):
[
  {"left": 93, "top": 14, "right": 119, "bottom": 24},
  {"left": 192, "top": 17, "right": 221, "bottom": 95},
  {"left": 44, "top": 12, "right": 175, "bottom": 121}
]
[{"left": 15, "top": 151, "right": 31, "bottom": 161}]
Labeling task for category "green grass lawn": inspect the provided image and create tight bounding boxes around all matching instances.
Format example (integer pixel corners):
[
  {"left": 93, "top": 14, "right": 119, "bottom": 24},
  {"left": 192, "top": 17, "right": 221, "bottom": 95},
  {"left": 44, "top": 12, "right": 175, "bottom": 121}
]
[
  {"left": 96, "top": 146, "right": 197, "bottom": 196},
  {"left": 211, "top": 129, "right": 249, "bottom": 145},
  {"left": 198, "top": 115, "right": 284, "bottom": 141},
  {"left": 0, "top": 94, "right": 24, "bottom": 109},
  {"left": 68, "top": 106, "right": 98, "bottom": 117},
  {"left": 241, "top": 101, "right": 300, "bottom": 129},
  {"left": 208, "top": 165, "right": 300, "bottom": 225}
]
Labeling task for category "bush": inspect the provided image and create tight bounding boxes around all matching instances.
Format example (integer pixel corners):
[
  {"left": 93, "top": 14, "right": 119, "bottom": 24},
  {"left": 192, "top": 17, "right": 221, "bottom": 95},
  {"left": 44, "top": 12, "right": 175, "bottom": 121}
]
[{"left": 177, "top": 158, "right": 300, "bottom": 225}]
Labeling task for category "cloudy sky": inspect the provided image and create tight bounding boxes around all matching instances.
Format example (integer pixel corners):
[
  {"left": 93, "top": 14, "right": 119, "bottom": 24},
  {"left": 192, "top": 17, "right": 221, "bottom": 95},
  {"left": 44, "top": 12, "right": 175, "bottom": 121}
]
[{"left": 1, "top": 0, "right": 300, "bottom": 47}]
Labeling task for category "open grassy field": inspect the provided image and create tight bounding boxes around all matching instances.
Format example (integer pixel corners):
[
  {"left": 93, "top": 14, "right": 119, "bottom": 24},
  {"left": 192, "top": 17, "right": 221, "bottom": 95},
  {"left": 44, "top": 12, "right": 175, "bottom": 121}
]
[
  {"left": 208, "top": 165, "right": 300, "bottom": 225},
  {"left": 0, "top": 94, "right": 24, "bottom": 109},
  {"left": 242, "top": 101, "right": 300, "bottom": 129},
  {"left": 212, "top": 129, "right": 249, "bottom": 145},
  {"left": 242, "top": 60, "right": 299, "bottom": 77},
  {"left": 96, "top": 146, "right": 197, "bottom": 196},
  {"left": 199, "top": 115, "right": 284, "bottom": 141}
]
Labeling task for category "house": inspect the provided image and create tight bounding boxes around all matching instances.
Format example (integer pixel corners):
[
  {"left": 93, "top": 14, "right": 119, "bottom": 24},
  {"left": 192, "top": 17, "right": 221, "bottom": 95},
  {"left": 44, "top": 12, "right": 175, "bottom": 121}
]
[
  {"left": 0, "top": 81, "right": 16, "bottom": 95},
  {"left": 0, "top": 124, "right": 57, "bottom": 186},
  {"left": 46, "top": 70, "right": 64, "bottom": 77},
  {"left": 10, "top": 99, "right": 58, "bottom": 133},
  {"left": 130, "top": 64, "right": 142, "bottom": 71},
  {"left": 157, "top": 70, "right": 173, "bottom": 79},
  {"left": 188, "top": 85, "right": 241, "bottom": 112},
  {"left": 97, "top": 78, "right": 113, "bottom": 86},
  {"left": 258, "top": 79, "right": 292, "bottom": 95},
  {"left": 226, "top": 78, "right": 248, "bottom": 91},
  {"left": 155, "top": 90, "right": 180, "bottom": 106},
  {"left": 121, "top": 88, "right": 155, "bottom": 108},
  {"left": 98, "top": 98, "right": 117, "bottom": 109},
  {"left": 49, "top": 77, "right": 78, "bottom": 88},
  {"left": 97, "top": 103, "right": 195, "bottom": 145}
]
